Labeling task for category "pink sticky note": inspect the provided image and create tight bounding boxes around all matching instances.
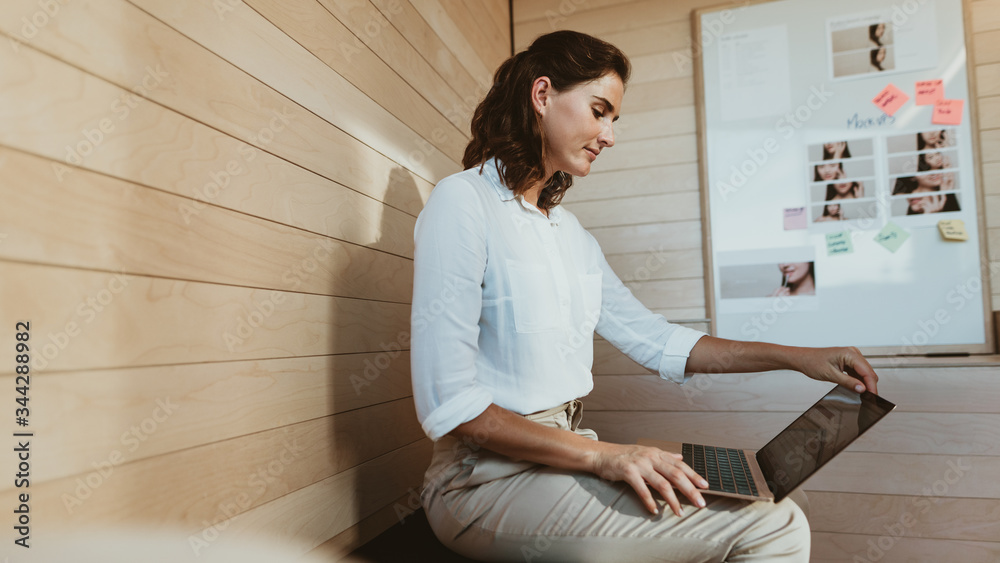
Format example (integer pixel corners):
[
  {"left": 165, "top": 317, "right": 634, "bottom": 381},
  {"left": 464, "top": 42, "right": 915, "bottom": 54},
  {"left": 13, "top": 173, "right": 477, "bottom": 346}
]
[
  {"left": 915, "top": 79, "right": 944, "bottom": 105},
  {"left": 872, "top": 83, "right": 909, "bottom": 116},
  {"left": 932, "top": 99, "right": 964, "bottom": 125},
  {"left": 784, "top": 207, "right": 807, "bottom": 230}
]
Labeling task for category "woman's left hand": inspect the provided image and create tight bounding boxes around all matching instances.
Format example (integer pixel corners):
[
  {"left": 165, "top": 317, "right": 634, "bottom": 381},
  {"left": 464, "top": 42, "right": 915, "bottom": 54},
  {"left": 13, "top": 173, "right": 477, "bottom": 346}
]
[{"left": 791, "top": 346, "right": 879, "bottom": 395}]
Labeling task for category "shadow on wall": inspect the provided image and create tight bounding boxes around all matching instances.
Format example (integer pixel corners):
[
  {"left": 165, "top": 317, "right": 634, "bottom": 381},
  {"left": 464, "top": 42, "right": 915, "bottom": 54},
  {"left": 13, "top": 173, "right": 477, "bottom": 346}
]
[{"left": 330, "top": 165, "right": 424, "bottom": 551}]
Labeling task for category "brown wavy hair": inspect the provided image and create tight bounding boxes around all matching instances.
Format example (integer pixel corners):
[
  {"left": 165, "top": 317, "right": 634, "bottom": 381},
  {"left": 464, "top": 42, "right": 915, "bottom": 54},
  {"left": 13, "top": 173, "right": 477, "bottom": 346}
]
[{"left": 462, "top": 30, "right": 631, "bottom": 211}]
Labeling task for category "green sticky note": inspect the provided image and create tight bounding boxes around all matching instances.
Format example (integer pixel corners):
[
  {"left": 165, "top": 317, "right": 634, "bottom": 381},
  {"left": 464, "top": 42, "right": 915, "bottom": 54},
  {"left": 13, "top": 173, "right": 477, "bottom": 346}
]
[
  {"left": 874, "top": 222, "right": 910, "bottom": 252},
  {"left": 826, "top": 231, "right": 854, "bottom": 256}
]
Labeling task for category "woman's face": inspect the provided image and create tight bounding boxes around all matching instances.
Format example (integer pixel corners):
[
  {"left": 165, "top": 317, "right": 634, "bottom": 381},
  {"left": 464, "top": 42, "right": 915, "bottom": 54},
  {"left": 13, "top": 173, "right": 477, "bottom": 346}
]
[
  {"left": 817, "top": 163, "right": 842, "bottom": 180},
  {"left": 875, "top": 23, "right": 885, "bottom": 38},
  {"left": 779, "top": 263, "right": 811, "bottom": 285},
  {"left": 876, "top": 47, "right": 886, "bottom": 63},
  {"left": 834, "top": 182, "right": 853, "bottom": 196},
  {"left": 916, "top": 172, "right": 942, "bottom": 190},
  {"left": 823, "top": 141, "right": 846, "bottom": 157},
  {"left": 826, "top": 203, "right": 840, "bottom": 215},
  {"left": 534, "top": 72, "right": 623, "bottom": 178},
  {"left": 924, "top": 151, "right": 944, "bottom": 169},
  {"left": 920, "top": 130, "right": 943, "bottom": 147}
]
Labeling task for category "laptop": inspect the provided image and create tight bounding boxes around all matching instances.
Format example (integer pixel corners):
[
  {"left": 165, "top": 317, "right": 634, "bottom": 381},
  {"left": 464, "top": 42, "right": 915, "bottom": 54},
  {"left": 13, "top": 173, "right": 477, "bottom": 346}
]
[{"left": 638, "top": 385, "right": 896, "bottom": 502}]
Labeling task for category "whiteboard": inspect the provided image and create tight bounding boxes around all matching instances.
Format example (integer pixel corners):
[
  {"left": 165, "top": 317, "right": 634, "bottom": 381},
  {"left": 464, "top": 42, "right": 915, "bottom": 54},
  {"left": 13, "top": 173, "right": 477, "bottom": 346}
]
[{"left": 694, "top": 0, "right": 993, "bottom": 354}]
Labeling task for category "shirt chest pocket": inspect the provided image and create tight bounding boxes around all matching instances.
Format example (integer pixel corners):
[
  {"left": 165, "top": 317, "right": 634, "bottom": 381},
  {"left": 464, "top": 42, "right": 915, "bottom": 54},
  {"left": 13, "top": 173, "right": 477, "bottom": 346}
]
[{"left": 506, "top": 259, "right": 561, "bottom": 333}]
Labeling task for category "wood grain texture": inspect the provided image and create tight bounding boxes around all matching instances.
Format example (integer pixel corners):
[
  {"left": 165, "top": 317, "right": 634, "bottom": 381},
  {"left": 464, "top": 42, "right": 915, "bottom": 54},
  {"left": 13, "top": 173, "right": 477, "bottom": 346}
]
[
  {"left": 408, "top": 0, "right": 494, "bottom": 86},
  {"left": 513, "top": 0, "right": 713, "bottom": 51},
  {"left": 592, "top": 134, "right": 699, "bottom": 171},
  {"left": 371, "top": 0, "right": 490, "bottom": 93},
  {"left": 1, "top": 352, "right": 412, "bottom": 482},
  {"left": 808, "top": 491, "right": 1000, "bottom": 542},
  {"left": 565, "top": 191, "right": 701, "bottom": 228},
  {"left": 0, "top": 4, "right": 434, "bottom": 221},
  {"left": 246, "top": 0, "right": 471, "bottom": 138},
  {"left": 589, "top": 221, "right": 705, "bottom": 254},
  {"left": 0, "top": 261, "right": 410, "bottom": 372},
  {"left": 0, "top": 147, "right": 413, "bottom": 303},
  {"left": 203, "top": 439, "right": 432, "bottom": 558},
  {"left": 0, "top": 400, "right": 426, "bottom": 526},
  {"left": 567, "top": 162, "right": 700, "bottom": 202},
  {"left": 320, "top": 0, "right": 481, "bottom": 127},
  {"left": 604, "top": 249, "right": 704, "bottom": 282},
  {"left": 129, "top": 0, "right": 461, "bottom": 182},
  {"left": 811, "top": 531, "right": 1000, "bottom": 562},
  {"left": 584, "top": 409, "right": 1000, "bottom": 457}
]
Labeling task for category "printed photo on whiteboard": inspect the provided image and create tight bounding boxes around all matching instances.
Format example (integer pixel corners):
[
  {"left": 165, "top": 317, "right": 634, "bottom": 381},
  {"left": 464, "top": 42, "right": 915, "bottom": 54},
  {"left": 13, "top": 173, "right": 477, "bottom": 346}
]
[
  {"left": 720, "top": 262, "right": 816, "bottom": 299},
  {"left": 887, "top": 148, "right": 957, "bottom": 175},
  {"left": 829, "top": 17, "right": 895, "bottom": 78},
  {"left": 886, "top": 128, "right": 957, "bottom": 153},
  {"left": 827, "top": 4, "right": 938, "bottom": 81},
  {"left": 812, "top": 200, "right": 878, "bottom": 223},
  {"left": 891, "top": 171, "right": 958, "bottom": 195},
  {"left": 811, "top": 158, "right": 875, "bottom": 182},
  {"left": 810, "top": 179, "right": 870, "bottom": 201},
  {"left": 807, "top": 139, "right": 874, "bottom": 161},
  {"left": 891, "top": 191, "right": 961, "bottom": 215}
]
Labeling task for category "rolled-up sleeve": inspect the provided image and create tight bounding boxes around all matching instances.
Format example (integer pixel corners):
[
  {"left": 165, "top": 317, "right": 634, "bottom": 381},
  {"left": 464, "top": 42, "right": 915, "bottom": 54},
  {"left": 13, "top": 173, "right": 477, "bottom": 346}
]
[
  {"left": 411, "top": 178, "right": 494, "bottom": 440},
  {"left": 590, "top": 239, "right": 707, "bottom": 385}
]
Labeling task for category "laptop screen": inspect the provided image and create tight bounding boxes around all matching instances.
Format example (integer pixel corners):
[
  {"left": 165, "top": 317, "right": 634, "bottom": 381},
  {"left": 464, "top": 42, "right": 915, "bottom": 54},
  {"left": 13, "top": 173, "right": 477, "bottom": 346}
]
[{"left": 755, "top": 386, "right": 896, "bottom": 501}]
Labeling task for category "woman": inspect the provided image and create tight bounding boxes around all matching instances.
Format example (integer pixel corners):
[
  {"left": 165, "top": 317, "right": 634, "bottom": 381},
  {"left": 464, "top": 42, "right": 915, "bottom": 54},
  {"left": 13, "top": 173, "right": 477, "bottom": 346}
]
[
  {"left": 822, "top": 141, "right": 851, "bottom": 160},
  {"left": 869, "top": 23, "right": 886, "bottom": 46},
  {"left": 870, "top": 46, "right": 886, "bottom": 71},
  {"left": 917, "top": 151, "right": 950, "bottom": 171},
  {"left": 918, "top": 130, "right": 948, "bottom": 149},
  {"left": 815, "top": 203, "right": 845, "bottom": 222},
  {"left": 814, "top": 161, "right": 844, "bottom": 182},
  {"left": 826, "top": 181, "right": 862, "bottom": 200},
  {"left": 770, "top": 263, "right": 816, "bottom": 297},
  {"left": 893, "top": 174, "right": 960, "bottom": 214},
  {"left": 412, "top": 30, "right": 878, "bottom": 562}
]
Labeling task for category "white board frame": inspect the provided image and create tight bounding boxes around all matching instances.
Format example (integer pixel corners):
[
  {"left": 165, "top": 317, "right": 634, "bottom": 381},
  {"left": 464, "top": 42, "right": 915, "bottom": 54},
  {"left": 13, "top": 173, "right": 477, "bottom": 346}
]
[{"left": 693, "top": 0, "right": 995, "bottom": 355}]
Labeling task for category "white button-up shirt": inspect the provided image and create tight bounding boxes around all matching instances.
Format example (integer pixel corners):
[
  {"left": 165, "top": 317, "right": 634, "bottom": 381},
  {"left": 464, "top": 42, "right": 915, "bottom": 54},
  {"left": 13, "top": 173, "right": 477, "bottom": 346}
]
[{"left": 411, "top": 157, "right": 707, "bottom": 441}]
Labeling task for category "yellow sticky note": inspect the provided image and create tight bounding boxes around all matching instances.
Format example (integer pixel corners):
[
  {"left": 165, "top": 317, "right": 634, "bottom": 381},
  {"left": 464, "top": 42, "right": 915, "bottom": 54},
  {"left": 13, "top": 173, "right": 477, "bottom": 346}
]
[{"left": 938, "top": 219, "right": 968, "bottom": 241}]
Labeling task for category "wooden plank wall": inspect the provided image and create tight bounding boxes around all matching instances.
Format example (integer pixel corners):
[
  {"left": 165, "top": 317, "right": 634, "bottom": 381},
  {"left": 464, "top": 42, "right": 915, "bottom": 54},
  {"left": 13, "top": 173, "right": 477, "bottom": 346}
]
[
  {"left": 514, "top": 0, "right": 1000, "bottom": 562},
  {"left": 0, "top": 0, "right": 508, "bottom": 559}
]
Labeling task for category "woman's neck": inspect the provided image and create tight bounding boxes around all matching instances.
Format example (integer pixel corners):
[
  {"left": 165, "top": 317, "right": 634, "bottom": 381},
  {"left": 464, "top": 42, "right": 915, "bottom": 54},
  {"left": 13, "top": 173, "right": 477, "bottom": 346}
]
[
  {"left": 790, "top": 276, "right": 815, "bottom": 295},
  {"left": 523, "top": 177, "right": 550, "bottom": 218}
]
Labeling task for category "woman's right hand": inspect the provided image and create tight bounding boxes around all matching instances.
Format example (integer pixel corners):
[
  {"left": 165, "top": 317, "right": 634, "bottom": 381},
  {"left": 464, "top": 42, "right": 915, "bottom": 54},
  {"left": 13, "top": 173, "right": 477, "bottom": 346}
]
[{"left": 589, "top": 443, "right": 708, "bottom": 517}]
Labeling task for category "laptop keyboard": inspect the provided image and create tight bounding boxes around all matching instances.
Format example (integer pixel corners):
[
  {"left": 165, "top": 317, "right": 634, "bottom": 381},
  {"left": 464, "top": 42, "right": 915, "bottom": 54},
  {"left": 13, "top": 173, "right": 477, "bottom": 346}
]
[{"left": 682, "top": 443, "right": 758, "bottom": 497}]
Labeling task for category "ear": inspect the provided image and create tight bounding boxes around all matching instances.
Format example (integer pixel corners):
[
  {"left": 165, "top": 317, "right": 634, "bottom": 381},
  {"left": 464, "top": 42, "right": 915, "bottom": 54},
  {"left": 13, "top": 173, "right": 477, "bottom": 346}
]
[{"left": 531, "top": 76, "right": 553, "bottom": 116}]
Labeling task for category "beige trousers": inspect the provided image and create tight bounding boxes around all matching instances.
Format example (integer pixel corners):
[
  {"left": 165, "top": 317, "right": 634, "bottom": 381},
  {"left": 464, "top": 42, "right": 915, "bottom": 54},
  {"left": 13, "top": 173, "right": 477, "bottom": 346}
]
[{"left": 421, "top": 400, "right": 810, "bottom": 562}]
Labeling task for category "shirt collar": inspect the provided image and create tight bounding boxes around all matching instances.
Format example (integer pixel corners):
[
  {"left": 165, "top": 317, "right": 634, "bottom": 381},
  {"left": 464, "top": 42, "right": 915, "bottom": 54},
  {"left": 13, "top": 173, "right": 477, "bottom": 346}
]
[{"left": 477, "top": 157, "right": 563, "bottom": 223}]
